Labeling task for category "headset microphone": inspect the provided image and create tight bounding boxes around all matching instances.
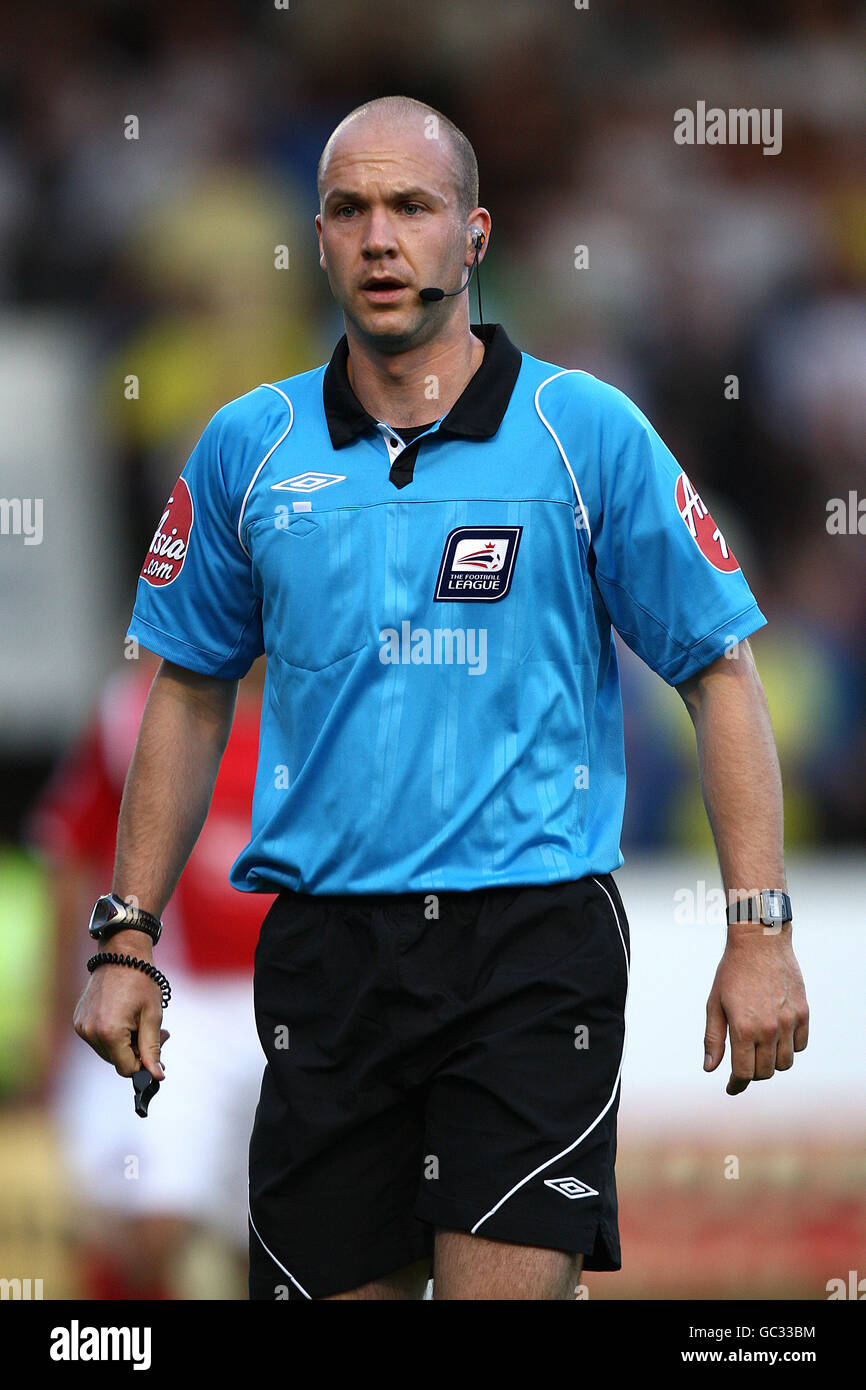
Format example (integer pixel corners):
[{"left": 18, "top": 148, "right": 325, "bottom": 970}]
[{"left": 419, "top": 228, "right": 485, "bottom": 324}]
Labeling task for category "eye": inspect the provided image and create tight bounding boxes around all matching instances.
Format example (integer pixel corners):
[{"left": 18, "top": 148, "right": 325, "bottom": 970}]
[
  {"left": 336, "top": 205, "right": 357, "bottom": 219},
  {"left": 402, "top": 202, "right": 421, "bottom": 215}
]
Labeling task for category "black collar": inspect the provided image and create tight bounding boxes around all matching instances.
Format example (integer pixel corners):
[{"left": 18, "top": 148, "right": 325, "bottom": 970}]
[{"left": 323, "top": 322, "right": 522, "bottom": 449}]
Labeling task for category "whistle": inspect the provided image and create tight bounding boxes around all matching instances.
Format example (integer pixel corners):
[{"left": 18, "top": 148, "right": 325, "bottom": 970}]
[{"left": 132, "top": 1067, "right": 160, "bottom": 1117}]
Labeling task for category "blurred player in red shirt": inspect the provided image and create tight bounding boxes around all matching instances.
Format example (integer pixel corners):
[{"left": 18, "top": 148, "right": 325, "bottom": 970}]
[{"left": 27, "top": 654, "right": 270, "bottom": 1299}]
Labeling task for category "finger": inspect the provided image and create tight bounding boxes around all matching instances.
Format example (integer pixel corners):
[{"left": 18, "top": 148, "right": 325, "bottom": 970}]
[
  {"left": 793, "top": 1013, "right": 809, "bottom": 1052},
  {"left": 703, "top": 995, "right": 728, "bottom": 1072},
  {"left": 106, "top": 1026, "right": 142, "bottom": 1077},
  {"left": 137, "top": 1006, "right": 165, "bottom": 1081},
  {"left": 85, "top": 1035, "right": 114, "bottom": 1066},
  {"left": 727, "top": 1073, "right": 750, "bottom": 1095},
  {"left": 775, "top": 1033, "right": 795, "bottom": 1071},
  {"left": 726, "top": 1032, "right": 755, "bottom": 1094},
  {"left": 132, "top": 1026, "right": 169, "bottom": 1056},
  {"left": 752, "top": 1037, "right": 778, "bottom": 1080},
  {"left": 75, "top": 1015, "right": 136, "bottom": 1074}
]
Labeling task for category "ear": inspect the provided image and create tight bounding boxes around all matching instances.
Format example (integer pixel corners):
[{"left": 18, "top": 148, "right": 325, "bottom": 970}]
[
  {"left": 465, "top": 209, "right": 491, "bottom": 264},
  {"left": 315, "top": 213, "right": 326, "bottom": 270}
]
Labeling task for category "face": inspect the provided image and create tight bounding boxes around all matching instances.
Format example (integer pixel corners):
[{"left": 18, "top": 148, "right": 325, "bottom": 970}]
[{"left": 316, "top": 116, "right": 480, "bottom": 351}]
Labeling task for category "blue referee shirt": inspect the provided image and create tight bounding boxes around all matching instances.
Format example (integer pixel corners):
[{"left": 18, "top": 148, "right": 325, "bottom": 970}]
[{"left": 127, "top": 322, "right": 766, "bottom": 895}]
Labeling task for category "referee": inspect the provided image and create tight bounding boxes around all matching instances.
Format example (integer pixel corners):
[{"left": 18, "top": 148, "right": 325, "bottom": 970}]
[{"left": 75, "top": 95, "right": 809, "bottom": 1301}]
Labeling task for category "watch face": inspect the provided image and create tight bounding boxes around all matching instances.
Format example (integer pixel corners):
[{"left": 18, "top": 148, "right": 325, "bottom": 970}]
[
  {"left": 89, "top": 896, "right": 122, "bottom": 937},
  {"left": 762, "top": 891, "right": 786, "bottom": 921}
]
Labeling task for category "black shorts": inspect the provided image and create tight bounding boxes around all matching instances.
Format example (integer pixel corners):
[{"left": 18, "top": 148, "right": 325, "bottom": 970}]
[{"left": 248, "top": 873, "right": 630, "bottom": 1299}]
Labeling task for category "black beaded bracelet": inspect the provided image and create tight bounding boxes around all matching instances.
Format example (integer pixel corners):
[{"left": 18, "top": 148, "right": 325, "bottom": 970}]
[{"left": 87, "top": 952, "right": 172, "bottom": 1010}]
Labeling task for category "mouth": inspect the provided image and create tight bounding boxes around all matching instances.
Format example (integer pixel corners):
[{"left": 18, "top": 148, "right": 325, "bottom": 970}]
[{"left": 361, "top": 276, "right": 408, "bottom": 300}]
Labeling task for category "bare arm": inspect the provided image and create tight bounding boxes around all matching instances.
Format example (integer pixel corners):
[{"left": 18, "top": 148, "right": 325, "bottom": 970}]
[
  {"left": 112, "top": 660, "right": 238, "bottom": 914},
  {"left": 675, "top": 639, "right": 809, "bottom": 1094},
  {"left": 74, "top": 659, "right": 238, "bottom": 1079}
]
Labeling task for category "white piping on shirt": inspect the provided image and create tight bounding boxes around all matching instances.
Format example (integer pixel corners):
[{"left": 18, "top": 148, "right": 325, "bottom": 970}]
[
  {"left": 237, "top": 383, "right": 294, "bottom": 558},
  {"left": 534, "top": 370, "right": 592, "bottom": 541}
]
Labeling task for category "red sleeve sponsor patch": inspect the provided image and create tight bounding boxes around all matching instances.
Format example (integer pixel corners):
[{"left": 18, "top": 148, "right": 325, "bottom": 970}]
[
  {"left": 675, "top": 471, "right": 739, "bottom": 572},
  {"left": 141, "top": 477, "right": 194, "bottom": 587}
]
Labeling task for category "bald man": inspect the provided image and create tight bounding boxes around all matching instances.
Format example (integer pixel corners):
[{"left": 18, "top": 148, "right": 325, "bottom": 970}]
[
  {"left": 314, "top": 96, "right": 490, "bottom": 426},
  {"left": 76, "top": 95, "right": 808, "bottom": 1302}
]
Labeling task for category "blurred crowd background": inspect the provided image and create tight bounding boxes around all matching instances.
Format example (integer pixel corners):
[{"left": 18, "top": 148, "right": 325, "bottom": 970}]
[{"left": 0, "top": 0, "right": 863, "bottom": 1300}]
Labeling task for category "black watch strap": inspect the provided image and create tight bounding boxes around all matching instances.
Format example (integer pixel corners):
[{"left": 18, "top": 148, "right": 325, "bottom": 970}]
[
  {"left": 89, "top": 893, "right": 163, "bottom": 945},
  {"left": 726, "top": 890, "right": 792, "bottom": 927}
]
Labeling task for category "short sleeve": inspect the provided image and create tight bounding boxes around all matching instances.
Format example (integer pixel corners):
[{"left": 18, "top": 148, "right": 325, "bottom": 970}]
[
  {"left": 126, "top": 406, "right": 264, "bottom": 678},
  {"left": 589, "top": 386, "right": 767, "bottom": 685}
]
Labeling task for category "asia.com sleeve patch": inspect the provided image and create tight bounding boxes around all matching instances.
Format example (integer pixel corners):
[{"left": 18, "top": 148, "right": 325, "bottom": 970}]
[
  {"left": 434, "top": 526, "right": 522, "bottom": 602},
  {"left": 140, "top": 478, "right": 194, "bottom": 587},
  {"left": 675, "top": 471, "right": 739, "bottom": 573},
  {"left": 589, "top": 394, "right": 766, "bottom": 683},
  {"left": 127, "top": 407, "right": 264, "bottom": 678}
]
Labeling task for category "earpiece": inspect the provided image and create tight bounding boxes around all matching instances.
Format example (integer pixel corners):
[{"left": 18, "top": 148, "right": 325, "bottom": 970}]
[{"left": 419, "top": 225, "right": 486, "bottom": 319}]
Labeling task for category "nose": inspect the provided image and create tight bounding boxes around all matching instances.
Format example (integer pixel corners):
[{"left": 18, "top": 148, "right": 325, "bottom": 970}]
[{"left": 362, "top": 208, "right": 399, "bottom": 258}]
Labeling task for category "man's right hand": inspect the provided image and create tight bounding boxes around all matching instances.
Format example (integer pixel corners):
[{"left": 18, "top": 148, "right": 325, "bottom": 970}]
[
  {"left": 74, "top": 929, "right": 168, "bottom": 1080},
  {"left": 72, "top": 659, "right": 237, "bottom": 1082}
]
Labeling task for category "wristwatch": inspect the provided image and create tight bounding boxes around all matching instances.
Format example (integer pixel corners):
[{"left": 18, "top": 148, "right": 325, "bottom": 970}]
[
  {"left": 725, "top": 890, "right": 792, "bottom": 928},
  {"left": 88, "top": 892, "right": 163, "bottom": 946}
]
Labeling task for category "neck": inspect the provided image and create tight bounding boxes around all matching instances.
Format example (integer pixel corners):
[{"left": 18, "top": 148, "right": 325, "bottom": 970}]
[{"left": 344, "top": 315, "right": 485, "bottom": 428}]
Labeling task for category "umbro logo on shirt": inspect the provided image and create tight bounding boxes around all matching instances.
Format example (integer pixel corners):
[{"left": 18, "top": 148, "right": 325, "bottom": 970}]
[
  {"left": 544, "top": 1177, "right": 599, "bottom": 1200},
  {"left": 435, "top": 525, "right": 522, "bottom": 602},
  {"left": 271, "top": 472, "right": 347, "bottom": 492}
]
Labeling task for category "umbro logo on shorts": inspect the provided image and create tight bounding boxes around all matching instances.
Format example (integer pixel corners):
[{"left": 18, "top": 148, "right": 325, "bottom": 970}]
[
  {"left": 271, "top": 472, "right": 346, "bottom": 492},
  {"left": 544, "top": 1177, "right": 599, "bottom": 1200},
  {"left": 434, "top": 525, "right": 522, "bottom": 602}
]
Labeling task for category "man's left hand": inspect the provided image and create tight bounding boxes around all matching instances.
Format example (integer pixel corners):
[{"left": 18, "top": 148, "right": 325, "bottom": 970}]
[{"left": 703, "top": 926, "right": 809, "bottom": 1094}]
